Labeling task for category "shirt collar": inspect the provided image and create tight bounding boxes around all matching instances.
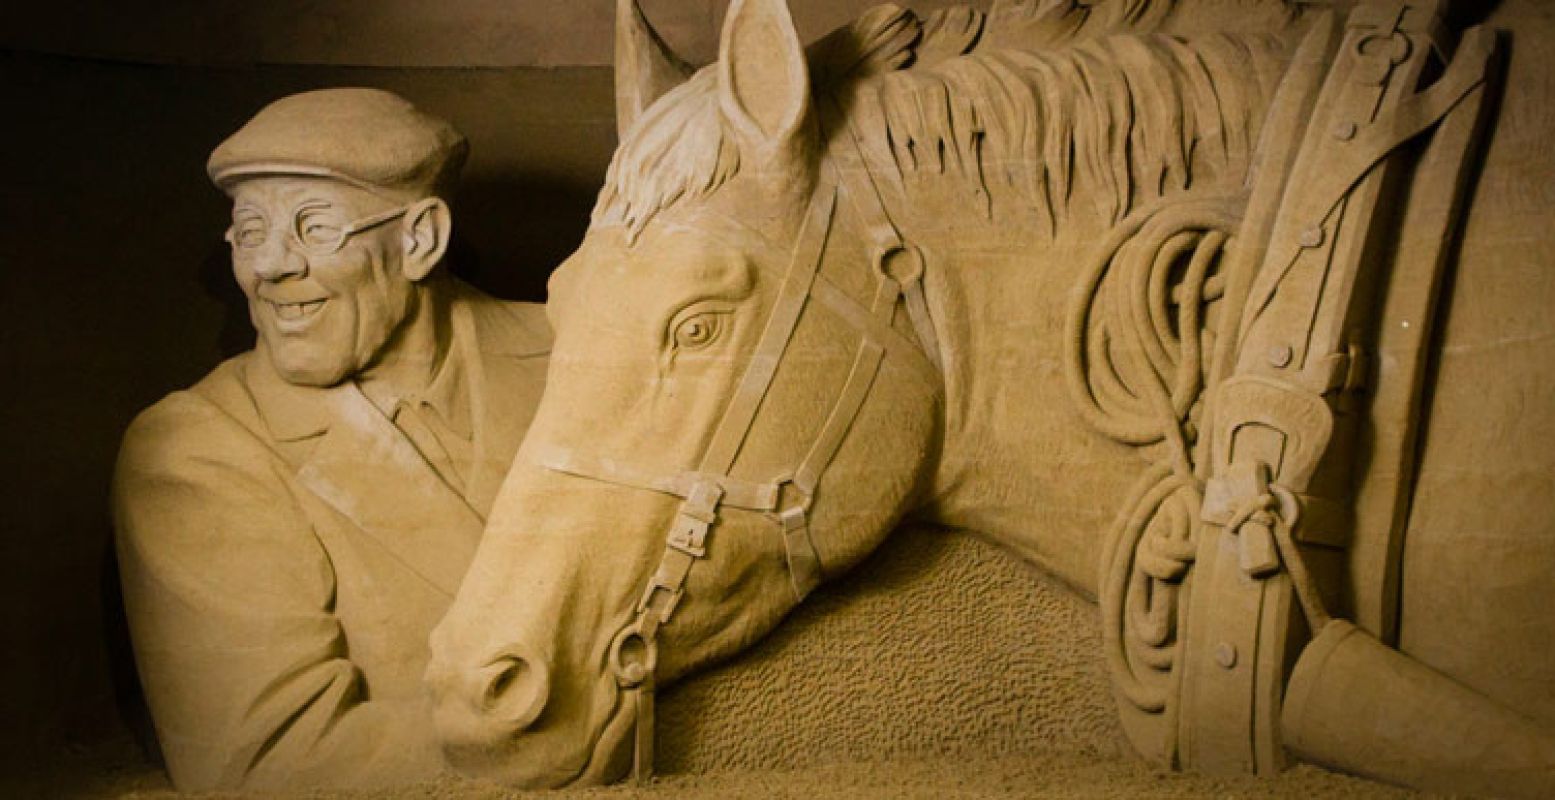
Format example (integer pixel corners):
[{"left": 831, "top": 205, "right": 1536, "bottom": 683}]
[{"left": 401, "top": 332, "right": 473, "bottom": 441}]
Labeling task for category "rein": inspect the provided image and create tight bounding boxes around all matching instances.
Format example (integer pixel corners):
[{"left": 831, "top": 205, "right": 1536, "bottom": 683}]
[{"left": 535, "top": 123, "right": 942, "bottom": 784}]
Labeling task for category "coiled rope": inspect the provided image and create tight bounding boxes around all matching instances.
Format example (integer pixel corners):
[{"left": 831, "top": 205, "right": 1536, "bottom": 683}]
[{"left": 1064, "top": 197, "right": 1241, "bottom": 712}]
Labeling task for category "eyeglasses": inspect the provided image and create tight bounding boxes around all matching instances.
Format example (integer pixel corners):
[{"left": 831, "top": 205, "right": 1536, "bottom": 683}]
[{"left": 225, "top": 201, "right": 409, "bottom": 258}]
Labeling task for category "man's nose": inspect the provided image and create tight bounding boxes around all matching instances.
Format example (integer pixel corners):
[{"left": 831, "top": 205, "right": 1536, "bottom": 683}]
[{"left": 251, "top": 240, "right": 309, "bottom": 281}]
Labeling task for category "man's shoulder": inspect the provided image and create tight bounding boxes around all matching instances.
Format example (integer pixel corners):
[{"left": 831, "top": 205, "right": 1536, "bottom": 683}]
[
  {"left": 452, "top": 281, "right": 551, "bottom": 359},
  {"left": 118, "top": 353, "right": 272, "bottom": 475},
  {"left": 137, "top": 352, "right": 264, "bottom": 429}
]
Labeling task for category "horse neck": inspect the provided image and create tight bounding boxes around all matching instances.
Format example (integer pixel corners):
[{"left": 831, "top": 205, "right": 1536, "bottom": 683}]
[{"left": 865, "top": 167, "right": 1238, "bottom": 595}]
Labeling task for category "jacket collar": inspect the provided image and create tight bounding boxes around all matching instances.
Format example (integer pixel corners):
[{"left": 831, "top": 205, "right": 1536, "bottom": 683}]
[
  {"left": 244, "top": 348, "right": 335, "bottom": 442},
  {"left": 233, "top": 281, "right": 549, "bottom": 597},
  {"left": 245, "top": 284, "right": 468, "bottom": 443}
]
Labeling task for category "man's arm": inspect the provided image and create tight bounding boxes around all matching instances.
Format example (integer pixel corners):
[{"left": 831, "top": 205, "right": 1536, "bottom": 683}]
[{"left": 113, "top": 391, "right": 446, "bottom": 790}]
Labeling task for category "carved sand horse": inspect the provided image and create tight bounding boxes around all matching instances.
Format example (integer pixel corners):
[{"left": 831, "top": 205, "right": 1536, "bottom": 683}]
[{"left": 427, "top": 0, "right": 1551, "bottom": 794}]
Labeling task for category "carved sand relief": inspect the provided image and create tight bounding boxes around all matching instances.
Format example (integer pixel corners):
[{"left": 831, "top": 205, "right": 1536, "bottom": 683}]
[
  {"left": 110, "top": 0, "right": 1554, "bottom": 794},
  {"left": 430, "top": 0, "right": 1551, "bottom": 795}
]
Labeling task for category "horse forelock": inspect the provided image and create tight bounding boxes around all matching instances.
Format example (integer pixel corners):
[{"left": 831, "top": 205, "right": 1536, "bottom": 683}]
[
  {"left": 591, "top": 1, "right": 1297, "bottom": 240},
  {"left": 592, "top": 67, "right": 740, "bottom": 239}
]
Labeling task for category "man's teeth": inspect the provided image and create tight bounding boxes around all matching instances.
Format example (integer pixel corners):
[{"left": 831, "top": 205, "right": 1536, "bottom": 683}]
[{"left": 272, "top": 299, "right": 326, "bottom": 320}]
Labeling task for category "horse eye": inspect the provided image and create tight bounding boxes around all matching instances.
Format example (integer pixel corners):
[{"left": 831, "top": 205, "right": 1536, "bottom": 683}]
[{"left": 672, "top": 312, "right": 723, "bottom": 350}]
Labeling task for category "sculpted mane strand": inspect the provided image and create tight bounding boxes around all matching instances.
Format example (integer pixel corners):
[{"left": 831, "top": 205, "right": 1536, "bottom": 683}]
[{"left": 593, "top": 0, "right": 1298, "bottom": 238}]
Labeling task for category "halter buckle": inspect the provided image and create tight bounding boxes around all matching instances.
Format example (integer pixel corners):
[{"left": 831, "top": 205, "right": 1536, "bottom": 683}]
[
  {"left": 665, "top": 516, "right": 710, "bottom": 558},
  {"left": 635, "top": 576, "right": 685, "bottom": 621},
  {"left": 665, "top": 481, "right": 725, "bottom": 558}
]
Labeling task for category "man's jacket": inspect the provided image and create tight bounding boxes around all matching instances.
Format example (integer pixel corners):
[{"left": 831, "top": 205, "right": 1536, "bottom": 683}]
[{"left": 113, "top": 280, "right": 549, "bottom": 790}]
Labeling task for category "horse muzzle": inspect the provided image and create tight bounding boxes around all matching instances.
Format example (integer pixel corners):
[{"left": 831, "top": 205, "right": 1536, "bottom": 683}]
[
  {"left": 426, "top": 643, "right": 550, "bottom": 751},
  {"left": 425, "top": 641, "right": 638, "bottom": 787}
]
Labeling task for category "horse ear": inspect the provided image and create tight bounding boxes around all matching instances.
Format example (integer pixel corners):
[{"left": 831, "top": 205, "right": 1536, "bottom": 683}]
[
  {"left": 615, "top": 0, "right": 693, "bottom": 140},
  {"left": 717, "top": 0, "right": 815, "bottom": 171}
]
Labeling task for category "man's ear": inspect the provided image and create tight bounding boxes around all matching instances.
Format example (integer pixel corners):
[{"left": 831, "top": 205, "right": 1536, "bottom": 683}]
[{"left": 400, "top": 197, "right": 452, "bottom": 282}]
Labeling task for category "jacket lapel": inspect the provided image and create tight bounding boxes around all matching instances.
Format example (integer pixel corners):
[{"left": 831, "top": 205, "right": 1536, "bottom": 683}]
[
  {"left": 459, "top": 288, "right": 552, "bottom": 515},
  {"left": 241, "top": 283, "right": 549, "bottom": 598},
  {"left": 246, "top": 350, "right": 484, "bottom": 598}
]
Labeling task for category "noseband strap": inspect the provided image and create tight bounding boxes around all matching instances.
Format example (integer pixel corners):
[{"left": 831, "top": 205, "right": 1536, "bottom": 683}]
[
  {"left": 535, "top": 444, "right": 783, "bottom": 512},
  {"left": 539, "top": 143, "right": 942, "bottom": 783}
]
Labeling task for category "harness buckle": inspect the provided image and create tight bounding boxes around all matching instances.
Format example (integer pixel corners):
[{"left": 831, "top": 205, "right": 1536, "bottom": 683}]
[
  {"left": 665, "top": 515, "right": 710, "bottom": 558},
  {"left": 636, "top": 578, "right": 684, "bottom": 622},
  {"left": 665, "top": 481, "right": 725, "bottom": 558}
]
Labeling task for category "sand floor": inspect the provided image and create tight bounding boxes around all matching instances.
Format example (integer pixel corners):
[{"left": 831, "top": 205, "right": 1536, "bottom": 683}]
[
  {"left": 13, "top": 527, "right": 1433, "bottom": 800},
  {"left": 20, "top": 738, "right": 1427, "bottom": 800}
]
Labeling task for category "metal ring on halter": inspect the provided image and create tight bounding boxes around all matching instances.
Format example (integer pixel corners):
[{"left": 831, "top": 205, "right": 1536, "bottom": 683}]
[
  {"left": 872, "top": 242, "right": 926, "bottom": 286},
  {"left": 608, "top": 620, "right": 658, "bottom": 689}
]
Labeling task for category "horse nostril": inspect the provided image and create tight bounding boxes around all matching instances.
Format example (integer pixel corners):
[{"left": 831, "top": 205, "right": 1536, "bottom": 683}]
[{"left": 476, "top": 653, "right": 549, "bottom": 730}]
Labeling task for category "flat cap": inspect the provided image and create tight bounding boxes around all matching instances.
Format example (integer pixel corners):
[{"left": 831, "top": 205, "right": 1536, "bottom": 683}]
[{"left": 208, "top": 87, "right": 468, "bottom": 199}]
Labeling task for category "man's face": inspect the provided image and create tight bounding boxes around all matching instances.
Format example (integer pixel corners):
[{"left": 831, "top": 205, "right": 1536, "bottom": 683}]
[{"left": 227, "top": 176, "right": 418, "bottom": 387}]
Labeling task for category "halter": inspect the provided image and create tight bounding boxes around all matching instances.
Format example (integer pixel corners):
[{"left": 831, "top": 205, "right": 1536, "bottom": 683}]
[{"left": 534, "top": 118, "right": 943, "bottom": 784}]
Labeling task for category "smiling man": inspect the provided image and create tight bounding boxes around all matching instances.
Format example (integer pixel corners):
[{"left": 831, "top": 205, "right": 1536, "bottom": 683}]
[{"left": 112, "top": 88, "right": 550, "bottom": 791}]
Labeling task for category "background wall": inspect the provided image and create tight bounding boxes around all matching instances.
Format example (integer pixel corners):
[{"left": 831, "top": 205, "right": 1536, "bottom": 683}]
[{"left": 1, "top": 0, "right": 981, "bottom": 68}]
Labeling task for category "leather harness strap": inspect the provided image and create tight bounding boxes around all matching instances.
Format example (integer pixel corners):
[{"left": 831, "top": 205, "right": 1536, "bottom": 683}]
[
  {"left": 1238, "top": 25, "right": 1494, "bottom": 338},
  {"left": 536, "top": 127, "right": 942, "bottom": 784},
  {"left": 834, "top": 111, "right": 945, "bottom": 373},
  {"left": 699, "top": 187, "right": 842, "bottom": 476},
  {"left": 809, "top": 273, "right": 943, "bottom": 386},
  {"left": 535, "top": 444, "right": 784, "bottom": 511}
]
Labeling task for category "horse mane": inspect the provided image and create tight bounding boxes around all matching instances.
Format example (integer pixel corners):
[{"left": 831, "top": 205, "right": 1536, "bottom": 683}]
[{"left": 591, "top": 0, "right": 1302, "bottom": 237}]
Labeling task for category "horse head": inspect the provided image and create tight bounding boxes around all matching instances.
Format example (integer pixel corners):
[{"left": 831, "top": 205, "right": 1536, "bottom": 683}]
[
  {"left": 425, "top": 0, "right": 944, "bottom": 785},
  {"left": 426, "top": 0, "right": 1300, "bottom": 783}
]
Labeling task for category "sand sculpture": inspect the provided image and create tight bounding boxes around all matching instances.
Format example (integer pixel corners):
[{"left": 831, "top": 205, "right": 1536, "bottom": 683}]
[
  {"left": 425, "top": 0, "right": 1554, "bottom": 796},
  {"left": 112, "top": 89, "right": 550, "bottom": 790}
]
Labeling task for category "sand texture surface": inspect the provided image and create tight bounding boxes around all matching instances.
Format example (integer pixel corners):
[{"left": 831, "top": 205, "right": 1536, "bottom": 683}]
[{"left": 16, "top": 529, "right": 1425, "bottom": 798}]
